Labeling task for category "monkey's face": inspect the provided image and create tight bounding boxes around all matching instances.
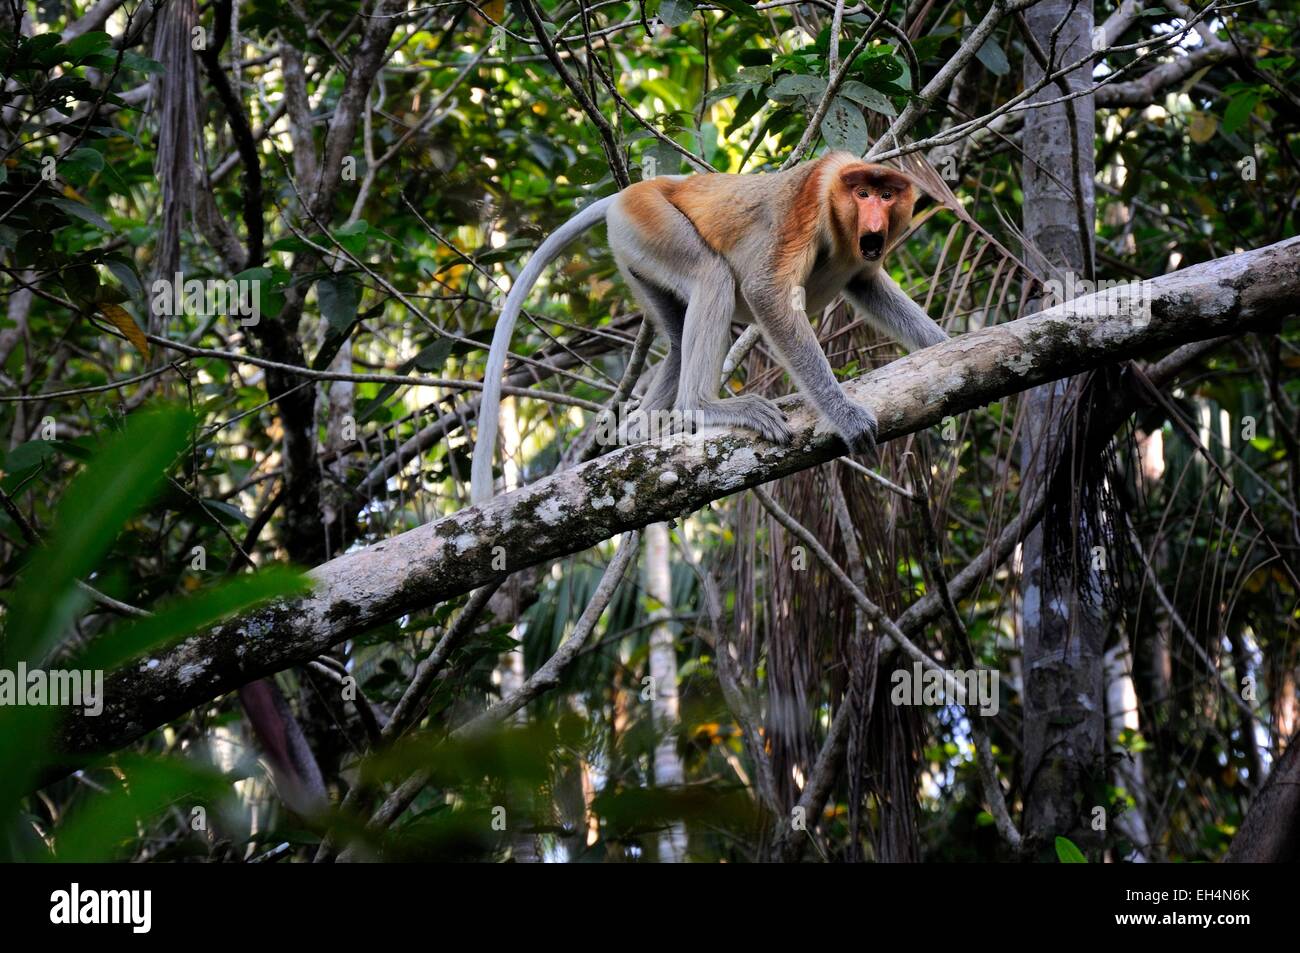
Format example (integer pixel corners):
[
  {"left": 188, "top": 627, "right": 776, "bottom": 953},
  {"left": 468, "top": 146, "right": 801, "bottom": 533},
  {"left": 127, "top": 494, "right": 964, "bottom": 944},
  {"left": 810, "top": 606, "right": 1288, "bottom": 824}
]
[{"left": 838, "top": 165, "right": 916, "bottom": 263}]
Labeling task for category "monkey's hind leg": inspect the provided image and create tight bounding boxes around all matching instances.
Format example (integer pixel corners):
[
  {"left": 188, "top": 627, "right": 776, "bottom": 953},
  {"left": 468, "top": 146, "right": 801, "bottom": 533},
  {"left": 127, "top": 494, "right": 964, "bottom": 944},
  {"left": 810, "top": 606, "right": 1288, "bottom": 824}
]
[
  {"left": 625, "top": 273, "right": 684, "bottom": 412},
  {"left": 622, "top": 273, "right": 686, "bottom": 442},
  {"left": 609, "top": 184, "right": 789, "bottom": 445},
  {"left": 676, "top": 259, "right": 792, "bottom": 445}
]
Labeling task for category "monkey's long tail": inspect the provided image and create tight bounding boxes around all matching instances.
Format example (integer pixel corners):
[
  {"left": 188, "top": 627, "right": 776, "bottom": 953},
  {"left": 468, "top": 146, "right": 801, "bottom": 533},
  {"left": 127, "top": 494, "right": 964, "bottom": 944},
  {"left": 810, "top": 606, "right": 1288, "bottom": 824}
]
[{"left": 470, "top": 194, "right": 617, "bottom": 505}]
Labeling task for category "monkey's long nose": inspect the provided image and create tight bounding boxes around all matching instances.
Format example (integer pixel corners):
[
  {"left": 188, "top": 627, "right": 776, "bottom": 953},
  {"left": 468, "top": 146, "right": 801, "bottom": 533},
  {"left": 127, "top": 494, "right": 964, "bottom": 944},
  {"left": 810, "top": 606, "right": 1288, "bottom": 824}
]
[{"left": 859, "top": 232, "right": 885, "bottom": 261}]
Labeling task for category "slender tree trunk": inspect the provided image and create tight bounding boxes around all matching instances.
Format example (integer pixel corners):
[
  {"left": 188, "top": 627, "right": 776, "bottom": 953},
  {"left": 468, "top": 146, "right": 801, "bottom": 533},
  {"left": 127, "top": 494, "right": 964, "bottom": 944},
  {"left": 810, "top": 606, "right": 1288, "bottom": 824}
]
[
  {"left": 491, "top": 398, "right": 543, "bottom": 862},
  {"left": 1019, "top": 0, "right": 1106, "bottom": 857},
  {"left": 1104, "top": 645, "right": 1151, "bottom": 860},
  {"left": 1227, "top": 624, "right": 1264, "bottom": 788},
  {"left": 645, "top": 522, "right": 687, "bottom": 862}
]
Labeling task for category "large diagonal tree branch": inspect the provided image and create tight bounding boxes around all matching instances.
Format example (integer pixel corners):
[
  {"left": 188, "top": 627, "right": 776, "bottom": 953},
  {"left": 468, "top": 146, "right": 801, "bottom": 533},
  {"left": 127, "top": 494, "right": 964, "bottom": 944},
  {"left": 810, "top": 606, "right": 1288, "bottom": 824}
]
[{"left": 46, "top": 238, "right": 1300, "bottom": 774}]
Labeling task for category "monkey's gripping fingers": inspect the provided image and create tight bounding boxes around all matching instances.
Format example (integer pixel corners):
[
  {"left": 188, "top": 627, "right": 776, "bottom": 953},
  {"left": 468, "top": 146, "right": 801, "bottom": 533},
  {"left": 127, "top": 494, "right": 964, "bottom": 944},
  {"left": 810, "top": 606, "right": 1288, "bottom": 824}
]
[
  {"left": 686, "top": 395, "right": 793, "bottom": 446},
  {"left": 835, "top": 400, "right": 879, "bottom": 459}
]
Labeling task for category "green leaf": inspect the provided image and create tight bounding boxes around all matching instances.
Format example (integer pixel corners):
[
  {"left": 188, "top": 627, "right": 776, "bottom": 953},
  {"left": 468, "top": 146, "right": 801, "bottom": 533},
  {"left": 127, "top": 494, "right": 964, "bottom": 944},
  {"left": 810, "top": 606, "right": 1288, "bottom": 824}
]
[
  {"left": 912, "top": 31, "right": 955, "bottom": 61},
  {"left": 569, "top": 155, "right": 609, "bottom": 184},
  {"left": 413, "top": 334, "right": 455, "bottom": 372},
  {"left": 333, "top": 220, "right": 370, "bottom": 255},
  {"left": 976, "top": 37, "right": 1010, "bottom": 76},
  {"left": 196, "top": 498, "right": 250, "bottom": 526},
  {"left": 93, "top": 283, "right": 129, "bottom": 305},
  {"left": 712, "top": 0, "right": 761, "bottom": 20},
  {"left": 1, "top": 440, "right": 57, "bottom": 493},
  {"left": 317, "top": 273, "right": 362, "bottom": 331},
  {"left": 820, "top": 96, "right": 869, "bottom": 154},
  {"left": 65, "top": 146, "right": 104, "bottom": 172},
  {"left": 705, "top": 81, "right": 758, "bottom": 106},
  {"left": 4, "top": 405, "right": 193, "bottom": 666},
  {"left": 104, "top": 255, "right": 144, "bottom": 300},
  {"left": 48, "top": 756, "right": 230, "bottom": 862},
  {"left": 312, "top": 300, "right": 383, "bottom": 370},
  {"left": 232, "top": 266, "right": 285, "bottom": 320},
  {"left": 1222, "top": 90, "right": 1260, "bottom": 136},
  {"left": 26, "top": 32, "right": 69, "bottom": 68},
  {"left": 658, "top": 0, "right": 696, "bottom": 27},
  {"left": 456, "top": 239, "right": 534, "bottom": 270},
  {"left": 840, "top": 80, "right": 898, "bottom": 117},
  {"left": 767, "top": 73, "right": 827, "bottom": 103},
  {"left": 642, "top": 140, "right": 683, "bottom": 179},
  {"left": 356, "top": 337, "right": 454, "bottom": 423},
  {"left": 65, "top": 31, "right": 112, "bottom": 62},
  {"left": 1055, "top": 835, "right": 1087, "bottom": 863},
  {"left": 268, "top": 235, "right": 314, "bottom": 253},
  {"left": 46, "top": 196, "right": 111, "bottom": 231},
  {"left": 61, "top": 262, "right": 100, "bottom": 308},
  {"left": 730, "top": 88, "right": 766, "bottom": 131},
  {"left": 856, "top": 48, "right": 905, "bottom": 87},
  {"left": 120, "top": 51, "right": 165, "bottom": 74}
]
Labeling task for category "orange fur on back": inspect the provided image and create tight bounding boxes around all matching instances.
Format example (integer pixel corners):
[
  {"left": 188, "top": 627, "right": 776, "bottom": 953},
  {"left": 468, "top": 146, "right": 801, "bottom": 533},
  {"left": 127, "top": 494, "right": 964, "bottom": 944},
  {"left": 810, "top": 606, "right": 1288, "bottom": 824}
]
[
  {"left": 619, "top": 180, "right": 673, "bottom": 236},
  {"left": 773, "top": 159, "right": 827, "bottom": 287},
  {"left": 624, "top": 155, "right": 914, "bottom": 284},
  {"left": 620, "top": 177, "right": 756, "bottom": 254},
  {"left": 660, "top": 177, "right": 755, "bottom": 254}
]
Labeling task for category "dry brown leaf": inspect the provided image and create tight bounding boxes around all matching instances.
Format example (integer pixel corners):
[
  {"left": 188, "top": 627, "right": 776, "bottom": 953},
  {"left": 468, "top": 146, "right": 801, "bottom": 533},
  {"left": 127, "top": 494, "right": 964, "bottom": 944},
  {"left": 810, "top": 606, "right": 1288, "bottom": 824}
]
[
  {"left": 1188, "top": 111, "right": 1218, "bottom": 145},
  {"left": 98, "top": 303, "right": 150, "bottom": 358}
]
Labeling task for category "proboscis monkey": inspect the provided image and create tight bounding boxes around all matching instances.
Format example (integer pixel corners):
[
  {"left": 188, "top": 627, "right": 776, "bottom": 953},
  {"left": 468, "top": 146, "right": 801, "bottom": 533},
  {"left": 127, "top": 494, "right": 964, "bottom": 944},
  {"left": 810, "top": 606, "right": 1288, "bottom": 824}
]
[{"left": 470, "top": 151, "right": 948, "bottom": 503}]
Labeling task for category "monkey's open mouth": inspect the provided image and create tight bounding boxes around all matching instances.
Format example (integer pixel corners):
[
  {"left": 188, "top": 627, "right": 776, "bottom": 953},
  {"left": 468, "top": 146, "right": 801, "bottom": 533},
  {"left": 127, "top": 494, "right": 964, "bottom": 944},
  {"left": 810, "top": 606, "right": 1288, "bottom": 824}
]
[{"left": 859, "top": 234, "right": 885, "bottom": 260}]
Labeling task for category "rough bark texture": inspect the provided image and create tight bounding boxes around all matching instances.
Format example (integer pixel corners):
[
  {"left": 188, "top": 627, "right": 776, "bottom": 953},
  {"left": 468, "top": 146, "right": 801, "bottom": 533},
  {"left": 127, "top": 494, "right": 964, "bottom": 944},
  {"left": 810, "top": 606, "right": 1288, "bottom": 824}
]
[
  {"left": 1019, "top": 0, "right": 1105, "bottom": 858},
  {"left": 1225, "top": 732, "right": 1300, "bottom": 862},
  {"left": 44, "top": 237, "right": 1300, "bottom": 772}
]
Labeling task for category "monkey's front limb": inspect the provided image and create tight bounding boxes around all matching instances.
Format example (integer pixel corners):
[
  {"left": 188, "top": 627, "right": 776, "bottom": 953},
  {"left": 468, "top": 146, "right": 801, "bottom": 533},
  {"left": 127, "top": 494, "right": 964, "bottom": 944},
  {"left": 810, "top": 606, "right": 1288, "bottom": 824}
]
[
  {"left": 742, "top": 277, "right": 879, "bottom": 457},
  {"left": 845, "top": 271, "right": 949, "bottom": 352}
]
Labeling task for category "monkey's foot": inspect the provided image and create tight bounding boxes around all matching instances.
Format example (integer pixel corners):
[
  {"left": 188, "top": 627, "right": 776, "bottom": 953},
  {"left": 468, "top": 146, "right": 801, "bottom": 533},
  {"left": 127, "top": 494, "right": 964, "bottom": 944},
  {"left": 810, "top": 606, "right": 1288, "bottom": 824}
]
[
  {"left": 837, "top": 401, "right": 879, "bottom": 459},
  {"left": 622, "top": 408, "right": 653, "bottom": 443},
  {"left": 623, "top": 404, "right": 690, "bottom": 443},
  {"left": 683, "top": 395, "right": 793, "bottom": 445}
]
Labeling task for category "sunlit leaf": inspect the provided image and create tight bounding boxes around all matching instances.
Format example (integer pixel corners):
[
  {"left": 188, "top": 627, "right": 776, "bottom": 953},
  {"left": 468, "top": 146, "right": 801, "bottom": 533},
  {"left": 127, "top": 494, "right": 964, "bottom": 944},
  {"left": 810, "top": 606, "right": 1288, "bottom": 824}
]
[
  {"left": 97, "top": 303, "right": 149, "bottom": 357},
  {"left": 1055, "top": 836, "right": 1087, "bottom": 863}
]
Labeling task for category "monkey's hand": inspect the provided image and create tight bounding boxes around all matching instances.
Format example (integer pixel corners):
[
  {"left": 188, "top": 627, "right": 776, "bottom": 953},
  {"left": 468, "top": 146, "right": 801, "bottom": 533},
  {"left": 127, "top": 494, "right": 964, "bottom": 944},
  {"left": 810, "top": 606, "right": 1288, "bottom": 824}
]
[{"left": 834, "top": 400, "right": 879, "bottom": 459}]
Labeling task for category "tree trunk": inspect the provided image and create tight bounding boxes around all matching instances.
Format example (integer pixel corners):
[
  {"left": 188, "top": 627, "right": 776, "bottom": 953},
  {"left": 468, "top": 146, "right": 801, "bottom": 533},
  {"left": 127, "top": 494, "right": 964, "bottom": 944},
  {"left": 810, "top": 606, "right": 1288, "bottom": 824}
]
[
  {"left": 645, "top": 522, "right": 687, "bottom": 862},
  {"left": 1019, "top": 0, "right": 1106, "bottom": 857},
  {"left": 1226, "top": 731, "right": 1300, "bottom": 861}
]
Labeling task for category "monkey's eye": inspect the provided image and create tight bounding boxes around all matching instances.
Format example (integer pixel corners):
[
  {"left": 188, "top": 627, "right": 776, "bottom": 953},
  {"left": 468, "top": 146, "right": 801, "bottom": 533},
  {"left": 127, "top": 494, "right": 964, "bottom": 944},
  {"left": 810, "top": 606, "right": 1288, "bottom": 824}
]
[
  {"left": 881, "top": 190, "right": 893, "bottom": 200},
  {"left": 856, "top": 189, "right": 869, "bottom": 198}
]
